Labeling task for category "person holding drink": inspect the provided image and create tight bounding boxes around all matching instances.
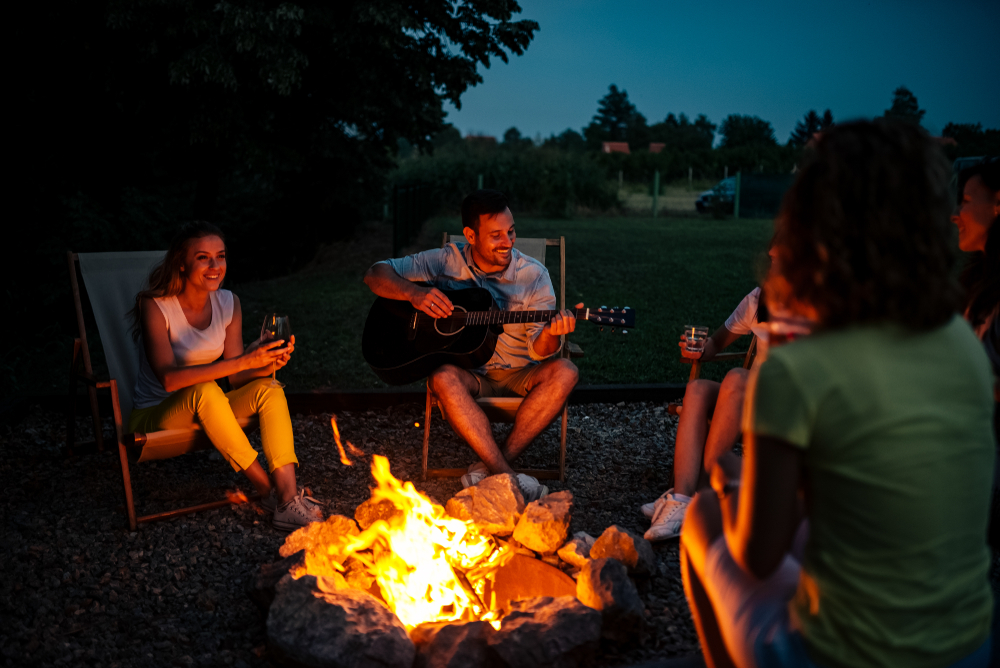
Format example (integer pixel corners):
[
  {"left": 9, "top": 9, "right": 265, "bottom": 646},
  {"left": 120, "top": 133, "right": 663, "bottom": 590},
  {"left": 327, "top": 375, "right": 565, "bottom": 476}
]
[
  {"left": 128, "top": 222, "right": 324, "bottom": 531},
  {"left": 680, "top": 120, "right": 994, "bottom": 668},
  {"left": 641, "top": 246, "right": 782, "bottom": 542}
]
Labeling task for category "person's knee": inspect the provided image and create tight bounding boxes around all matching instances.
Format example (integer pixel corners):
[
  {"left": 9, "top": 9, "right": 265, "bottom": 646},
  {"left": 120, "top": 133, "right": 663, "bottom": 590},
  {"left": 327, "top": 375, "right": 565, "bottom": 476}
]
[
  {"left": 719, "top": 369, "right": 749, "bottom": 396},
  {"left": 429, "top": 365, "right": 471, "bottom": 394},
  {"left": 684, "top": 379, "right": 720, "bottom": 409},
  {"left": 187, "top": 381, "right": 228, "bottom": 411},
  {"left": 681, "top": 491, "right": 723, "bottom": 567},
  {"left": 549, "top": 358, "right": 579, "bottom": 387}
]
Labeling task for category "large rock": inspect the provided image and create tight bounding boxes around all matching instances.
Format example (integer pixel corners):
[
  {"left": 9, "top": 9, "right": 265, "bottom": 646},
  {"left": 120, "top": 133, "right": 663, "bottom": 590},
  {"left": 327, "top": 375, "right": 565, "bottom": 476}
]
[
  {"left": 487, "top": 596, "right": 601, "bottom": 668},
  {"left": 556, "top": 532, "right": 595, "bottom": 569},
  {"left": 280, "top": 515, "right": 360, "bottom": 558},
  {"left": 590, "top": 525, "right": 656, "bottom": 575},
  {"left": 445, "top": 474, "right": 525, "bottom": 536},
  {"left": 267, "top": 574, "right": 414, "bottom": 668},
  {"left": 247, "top": 549, "right": 306, "bottom": 614},
  {"left": 512, "top": 491, "right": 573, "bottom": 555},
  {"left": 355, "top": 498, "right": 402, "bottom": 530},
  {"left": 410, "top": 621, "right": 497, "bottom": 668},
  {"left": 576, "top": 558, "right": 645, "bottom": 642},
  {"left": 484, "top": 554, "right": 577, "bottom": 615}
]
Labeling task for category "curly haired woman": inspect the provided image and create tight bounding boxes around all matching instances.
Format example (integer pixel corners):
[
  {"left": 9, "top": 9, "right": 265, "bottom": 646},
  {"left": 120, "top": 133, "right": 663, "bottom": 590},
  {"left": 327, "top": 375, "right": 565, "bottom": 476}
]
[{"left": 680, "top": 121, "right": 995, "bottom": 668}]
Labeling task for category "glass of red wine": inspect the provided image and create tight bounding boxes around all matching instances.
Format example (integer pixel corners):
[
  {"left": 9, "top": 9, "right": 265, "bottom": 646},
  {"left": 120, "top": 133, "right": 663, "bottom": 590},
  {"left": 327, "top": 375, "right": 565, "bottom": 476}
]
[{"left": 260, "top": 314, "right": 291, "bottom": 388}]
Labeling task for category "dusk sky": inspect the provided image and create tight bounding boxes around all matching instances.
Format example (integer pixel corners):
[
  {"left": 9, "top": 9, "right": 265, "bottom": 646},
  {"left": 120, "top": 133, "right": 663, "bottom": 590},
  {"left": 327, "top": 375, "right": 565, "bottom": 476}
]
[{"left": 444, "top": 0, "right": 1000, "bottom": 144}]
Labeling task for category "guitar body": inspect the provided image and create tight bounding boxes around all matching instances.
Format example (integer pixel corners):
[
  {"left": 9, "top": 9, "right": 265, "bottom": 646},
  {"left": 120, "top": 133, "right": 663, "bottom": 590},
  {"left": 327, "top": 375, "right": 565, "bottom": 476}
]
[{"left": 362, "top": 287, "right": 504, "bottom": 385}]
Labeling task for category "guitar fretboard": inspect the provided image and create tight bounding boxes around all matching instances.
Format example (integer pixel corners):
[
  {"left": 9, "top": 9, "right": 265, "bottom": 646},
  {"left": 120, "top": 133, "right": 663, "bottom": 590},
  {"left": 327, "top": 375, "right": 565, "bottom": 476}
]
[{"left": 449, "top": 309, "right": 585, "bottom": 326}]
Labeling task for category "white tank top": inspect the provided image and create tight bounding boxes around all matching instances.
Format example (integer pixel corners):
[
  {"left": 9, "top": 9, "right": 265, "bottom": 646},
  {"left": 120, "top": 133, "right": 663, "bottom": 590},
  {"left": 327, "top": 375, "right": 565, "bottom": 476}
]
[{"left": 133, "top": 290, "right": 235, "bottom": 409}]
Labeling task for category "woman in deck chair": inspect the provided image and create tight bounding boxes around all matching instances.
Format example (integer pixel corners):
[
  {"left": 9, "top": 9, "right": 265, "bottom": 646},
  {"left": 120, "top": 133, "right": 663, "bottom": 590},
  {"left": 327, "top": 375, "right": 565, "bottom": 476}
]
[
  {"left": 680, "top": 121, "right": 994, "bottom": 668},
  {"left": 128, "top": 222, "right": 324, "bottom": 532}
]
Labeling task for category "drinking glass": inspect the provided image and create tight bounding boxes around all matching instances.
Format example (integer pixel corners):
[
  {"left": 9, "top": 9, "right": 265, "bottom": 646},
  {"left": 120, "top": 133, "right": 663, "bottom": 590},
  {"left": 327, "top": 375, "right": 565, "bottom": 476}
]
[
  {"left": 682, "top": 325, "right": 709, "bottom": 358},
  {"left": 260, "top": 314, "right": 291, "bottom": 388}
]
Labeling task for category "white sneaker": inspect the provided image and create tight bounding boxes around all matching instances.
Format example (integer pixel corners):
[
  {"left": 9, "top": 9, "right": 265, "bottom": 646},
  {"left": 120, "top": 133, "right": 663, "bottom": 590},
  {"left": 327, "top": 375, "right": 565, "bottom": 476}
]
[
  {"left": 641, "top": 488, "right": 676, "bottom": 518},
  {"left": 272, "top": 490, "right": 325, "bottom": 532},
  {"left": 644, "top": 492, "right": 690, "bottom": 542},
  {"left": 516, "top": 474, "right": 549, "bottom": 503},
  {"left": 460, "top": 461, "right": 490, "bottom": 489}
]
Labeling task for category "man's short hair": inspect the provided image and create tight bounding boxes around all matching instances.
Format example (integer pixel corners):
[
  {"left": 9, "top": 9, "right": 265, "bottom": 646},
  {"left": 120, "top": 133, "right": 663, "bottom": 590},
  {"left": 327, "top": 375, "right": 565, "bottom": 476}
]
[{"left": 461, "top": 189, "right": 509, "bottom": 233}]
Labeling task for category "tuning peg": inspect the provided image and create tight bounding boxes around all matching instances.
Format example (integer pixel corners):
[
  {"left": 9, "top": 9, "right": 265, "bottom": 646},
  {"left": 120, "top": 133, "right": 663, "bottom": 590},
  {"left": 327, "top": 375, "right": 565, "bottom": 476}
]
[
  {"left": 624, "top": 306, "right": 631, "bottom": 310},
  {"left": 623, "top": 330, "right": 628, "bottom": 335},
  {"left": 600, "top": 305, "right": 607, "bottom": 310}
]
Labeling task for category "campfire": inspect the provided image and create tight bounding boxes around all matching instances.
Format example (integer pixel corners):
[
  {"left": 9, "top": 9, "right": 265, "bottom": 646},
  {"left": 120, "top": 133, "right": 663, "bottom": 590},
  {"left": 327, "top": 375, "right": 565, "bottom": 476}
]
[
  {"left": 251, "top": 419, "right": 658, "bottom": 667},
  {"left": 292, "top": 454, "right": 508, "bottom": 629}
]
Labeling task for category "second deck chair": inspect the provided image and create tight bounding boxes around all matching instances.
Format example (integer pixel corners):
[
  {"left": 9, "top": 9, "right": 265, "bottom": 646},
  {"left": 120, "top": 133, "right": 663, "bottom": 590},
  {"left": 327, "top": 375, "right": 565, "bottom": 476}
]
[
  {"left": 421, "top": 234, "right": 582, "bottom": 482},
  {"left": 667, "top": 336, "right": 758, "bottom": 417},
  {"left": 66, "top": 251, "right": 258, "bottom": 531}
]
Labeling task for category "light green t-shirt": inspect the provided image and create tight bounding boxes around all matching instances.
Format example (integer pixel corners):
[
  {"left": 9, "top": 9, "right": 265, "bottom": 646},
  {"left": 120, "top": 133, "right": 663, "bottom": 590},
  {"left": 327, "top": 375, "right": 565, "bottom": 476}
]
[{"left": 750, "top": 316, "right": 995, "bottom": 668}]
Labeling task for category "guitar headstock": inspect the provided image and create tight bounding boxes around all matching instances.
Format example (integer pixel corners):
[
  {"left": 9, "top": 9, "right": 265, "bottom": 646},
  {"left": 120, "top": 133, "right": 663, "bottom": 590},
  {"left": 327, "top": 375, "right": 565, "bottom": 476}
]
[{"left": 584, "top": 306, "right": 635, "bottom": 332}]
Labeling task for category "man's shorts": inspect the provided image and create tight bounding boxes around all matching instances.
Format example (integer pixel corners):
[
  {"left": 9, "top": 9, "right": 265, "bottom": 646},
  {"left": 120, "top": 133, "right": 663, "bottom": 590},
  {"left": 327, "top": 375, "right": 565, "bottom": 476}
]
[{"left": 472, "top": 362, "right": 550, "bottom": 398}]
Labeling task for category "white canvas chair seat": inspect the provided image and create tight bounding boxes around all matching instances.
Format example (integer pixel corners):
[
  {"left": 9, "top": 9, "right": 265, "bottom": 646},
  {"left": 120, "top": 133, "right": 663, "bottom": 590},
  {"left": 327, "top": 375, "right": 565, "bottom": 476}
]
[
  {"left": 67, "top": 250, "right": 259, "bottom": 530},
  {"left": 421, "top": 235, "right": 580, "bottom": 482}
]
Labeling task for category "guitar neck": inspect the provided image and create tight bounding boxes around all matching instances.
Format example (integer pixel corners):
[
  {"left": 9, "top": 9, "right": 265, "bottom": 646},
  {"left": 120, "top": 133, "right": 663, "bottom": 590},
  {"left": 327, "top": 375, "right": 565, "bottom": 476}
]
[{"left": 451, "top": 308, "right": 585, "bottom": 326}]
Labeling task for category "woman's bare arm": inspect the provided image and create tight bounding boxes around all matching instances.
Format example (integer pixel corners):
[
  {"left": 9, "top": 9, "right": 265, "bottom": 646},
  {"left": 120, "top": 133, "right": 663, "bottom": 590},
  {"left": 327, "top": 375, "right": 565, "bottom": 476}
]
[
  {"left": 141, "top": 297, "right": 286, "bottom": 392},
  {"left": 224, "top": 296, "right": 295, "bottom": 389},
  {"left": 712, "top": 434, "right": 803, "bottom": 579}
]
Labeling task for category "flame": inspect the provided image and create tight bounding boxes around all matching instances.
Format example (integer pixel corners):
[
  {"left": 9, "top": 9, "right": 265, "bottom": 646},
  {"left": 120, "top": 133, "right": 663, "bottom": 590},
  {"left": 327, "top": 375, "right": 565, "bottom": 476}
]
[
  {"left": 226, "top": 490, "right": 249, "bottom": 504},
  {"left": 330, "top": 416, "right": 353, "bottom": 466},
  {"left": 295, "top": 455, "right": 512, "bottom": 629},
  {"left": 347, "top": 441, "right": 365, "bottom": 457}
]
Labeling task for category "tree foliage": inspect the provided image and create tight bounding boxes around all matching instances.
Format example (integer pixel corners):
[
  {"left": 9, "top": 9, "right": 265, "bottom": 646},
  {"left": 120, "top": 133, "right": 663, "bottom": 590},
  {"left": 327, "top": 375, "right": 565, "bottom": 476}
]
[
  {"left": 583, "top": 85, "right": 649, "bottom": 148},
  {"left": 543, "top": 129, "right": 586, "bottom": 152},
  {"left": 883, "top": 86, "right": 925, "bottom": 125},
  {"left": 718, "top": 115, "right": 777, "bottom": 148},
  {"left": 648, "top": 113, "right": 717, "bottom": 152},
  {"left": 942, "top": 122, "right": 1000, "bottom": 158},
  {"left": 789, "top": 109, "right": 834, "bottom": 146}
]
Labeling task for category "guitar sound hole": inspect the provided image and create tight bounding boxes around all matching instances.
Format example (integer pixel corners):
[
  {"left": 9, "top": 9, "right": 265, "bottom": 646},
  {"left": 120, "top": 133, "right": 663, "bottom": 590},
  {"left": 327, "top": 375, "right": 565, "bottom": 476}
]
[{"left": 434, "top": 306, "right": 467, "bottom": 336}]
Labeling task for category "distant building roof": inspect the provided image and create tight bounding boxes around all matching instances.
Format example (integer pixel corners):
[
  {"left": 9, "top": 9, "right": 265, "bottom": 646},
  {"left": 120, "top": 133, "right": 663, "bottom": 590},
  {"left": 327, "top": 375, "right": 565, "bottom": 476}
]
[
  {"left": 649, "top": 143, "right": 665, "bottom": 154},
  {"left": 934, "top": 136, "right": 957, "bottom": 146},
  {"left": 602, "top": 142, "right": 630, "bottom": 154},
  {"left": 466, "top": 135, "right": 497, "bottom": 144}
]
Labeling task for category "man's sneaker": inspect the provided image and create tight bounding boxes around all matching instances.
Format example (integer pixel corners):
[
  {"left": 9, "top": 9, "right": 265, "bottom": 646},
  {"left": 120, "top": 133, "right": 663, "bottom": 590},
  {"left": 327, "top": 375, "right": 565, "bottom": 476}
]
[
  {"left": 516, "top": 473, "right": 549, "bottom": 503},
  {"left": 460, "top": 461, "right": 490, "bottom": 489},
  {"left": 644, "top": 492, "right": 690, "bottom": 542},
  {"left": 260, "top": 489, "right": 279, "bottom": 513},
  {"left": 641, "top": 488, "right": 676, "bottom": 518},
  {"left": 272, "top": 490, "right": 325, "bottom": 532}
]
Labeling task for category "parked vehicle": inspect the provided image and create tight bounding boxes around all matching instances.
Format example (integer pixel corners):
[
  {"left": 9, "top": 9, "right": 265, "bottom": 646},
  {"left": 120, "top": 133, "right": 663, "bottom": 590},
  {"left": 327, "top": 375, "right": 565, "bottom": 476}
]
[{"left": 695, "top": 177, "right": 736, "bottom": 213}]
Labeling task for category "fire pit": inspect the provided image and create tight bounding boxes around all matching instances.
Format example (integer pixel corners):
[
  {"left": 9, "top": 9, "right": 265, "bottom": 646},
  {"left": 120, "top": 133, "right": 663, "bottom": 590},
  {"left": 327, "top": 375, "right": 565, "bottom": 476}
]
[{"left": 251, "top": 455, "right": 654, "bottom": 668}]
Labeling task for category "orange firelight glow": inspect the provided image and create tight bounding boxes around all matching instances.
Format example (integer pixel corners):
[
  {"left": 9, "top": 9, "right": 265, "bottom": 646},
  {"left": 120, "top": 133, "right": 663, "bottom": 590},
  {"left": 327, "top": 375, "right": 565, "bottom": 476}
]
[
  {"left": 330, "top": 416, "right": 353, "bottom": 466},
  {"left": 295, "top": 455, "right": 511, "bottom": 629}
]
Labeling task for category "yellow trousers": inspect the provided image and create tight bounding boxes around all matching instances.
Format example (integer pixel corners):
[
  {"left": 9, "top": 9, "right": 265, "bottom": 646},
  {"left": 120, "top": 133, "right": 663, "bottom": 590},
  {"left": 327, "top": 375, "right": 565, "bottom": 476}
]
[{"left": 128, "top": 378, "right": 297, "bottom": 473}]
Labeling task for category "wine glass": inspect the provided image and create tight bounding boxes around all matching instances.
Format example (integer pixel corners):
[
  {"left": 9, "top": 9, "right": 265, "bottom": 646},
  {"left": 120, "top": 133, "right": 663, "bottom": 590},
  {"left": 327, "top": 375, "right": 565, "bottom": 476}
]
[{"left": 260, "top": 314, "right": 291, "bottom": 388}]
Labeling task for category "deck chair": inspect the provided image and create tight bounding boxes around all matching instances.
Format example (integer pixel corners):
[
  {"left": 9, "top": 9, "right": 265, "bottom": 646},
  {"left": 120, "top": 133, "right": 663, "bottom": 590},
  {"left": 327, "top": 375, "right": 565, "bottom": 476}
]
[
  {"left": 667, "top": 336, "right": 757, "bottom": 417},
  {"left": 66, "top": 251, "right": 258, "bottom": 530},
  {"left": 421, "top": 234, "right": 583, "bottom": 482}
]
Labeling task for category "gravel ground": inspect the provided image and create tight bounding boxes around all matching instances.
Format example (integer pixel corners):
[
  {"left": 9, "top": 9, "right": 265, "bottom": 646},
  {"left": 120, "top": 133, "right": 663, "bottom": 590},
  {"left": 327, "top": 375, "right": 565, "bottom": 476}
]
[{"left": 0, "top": 400, "right": 699, "bottom": 667}]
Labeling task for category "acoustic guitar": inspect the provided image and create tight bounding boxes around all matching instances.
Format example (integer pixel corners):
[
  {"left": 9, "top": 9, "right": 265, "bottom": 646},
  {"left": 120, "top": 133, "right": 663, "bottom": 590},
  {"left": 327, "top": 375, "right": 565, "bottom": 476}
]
[{"left": 362, "top": 287, "right": 636, "bottom": 385}]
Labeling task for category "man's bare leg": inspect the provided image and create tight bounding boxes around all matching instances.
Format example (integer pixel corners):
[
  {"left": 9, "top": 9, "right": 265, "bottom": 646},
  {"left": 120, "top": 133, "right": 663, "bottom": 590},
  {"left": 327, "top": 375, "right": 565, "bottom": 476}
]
[
  {"left": 502, "top": 358, "right": 579, "bottom": 462},
  {"left": 673, "top": 379, "right": 721, "bottom": 497},
  {"left": 702, "top": 369, "right": 749, "bottom": 473},
  {"left": 428, "top": 364, "right": 514, "bottom": 475}
]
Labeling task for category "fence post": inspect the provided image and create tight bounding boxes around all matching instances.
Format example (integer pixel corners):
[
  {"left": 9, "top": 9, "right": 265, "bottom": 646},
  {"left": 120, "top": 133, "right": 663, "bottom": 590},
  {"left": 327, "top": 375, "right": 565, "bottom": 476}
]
[
  {"left": 653, "top": 170, "right": 660, "bottom": 219},
  {"left": 565, "top": 171, "right": 573, "bottom": 218},
  {"left": 477, "top": 174, "right": 483, "bottom": 190},
  {"left": 688, "top": 167, "right": 692, "bottom": 190},
  {"left": 724, "top": 165, "right": 728, "bottom": 180},
  {"left": 734, "top": 172, "right": 741, "bottom": 220},
  {"left": 618, "top": 170, "right": 623, "bottom": 192}
]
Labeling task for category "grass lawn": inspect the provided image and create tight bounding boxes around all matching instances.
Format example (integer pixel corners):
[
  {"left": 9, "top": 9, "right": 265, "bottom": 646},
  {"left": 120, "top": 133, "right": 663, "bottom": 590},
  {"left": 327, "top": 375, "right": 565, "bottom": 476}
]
[{"left": 233, "top": 214, "right": 774, "bottom": 391}]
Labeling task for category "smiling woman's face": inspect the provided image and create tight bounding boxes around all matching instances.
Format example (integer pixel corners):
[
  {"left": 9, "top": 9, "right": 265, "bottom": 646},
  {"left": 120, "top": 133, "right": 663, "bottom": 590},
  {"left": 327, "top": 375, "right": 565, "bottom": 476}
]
[
  {"left": 952, "top": 175, "right": 998, "bottom": 253},
  {"left": 181, "top": 235, "right": 227, "bottom": 291}
]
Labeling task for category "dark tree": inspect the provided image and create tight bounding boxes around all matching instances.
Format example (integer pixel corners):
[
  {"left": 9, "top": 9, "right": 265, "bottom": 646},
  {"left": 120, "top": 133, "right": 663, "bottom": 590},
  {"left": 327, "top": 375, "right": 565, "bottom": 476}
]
[
  {"left": 648, "top": 113, "right": 716, "bottom": 151},
  {"left": 789, "top": 109, "right": 834, "bottom": 146},
  {"left": 884, "top": 86, "right": 925, "bottom": 125},
  {"left": 942, "top": 122, "right": 1000, "bottom": 157},
  {"left": 718, "top": 115, "right": 777, "bottom": 148},
  {"left": 543, "top": 129, "right": 586, "bottom": 151},
  {"left": 433, "top": 125, "right": 464, "bottom": 149},
  {"left": 583, "top": 85, "right": 648, "bottom": 148}
]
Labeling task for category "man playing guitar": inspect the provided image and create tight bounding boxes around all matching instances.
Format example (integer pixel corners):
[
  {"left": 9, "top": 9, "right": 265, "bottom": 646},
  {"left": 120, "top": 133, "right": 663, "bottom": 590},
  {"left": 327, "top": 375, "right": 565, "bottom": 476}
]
[{"left": 363, "top": 189, "right": 582, "bottom": 500}]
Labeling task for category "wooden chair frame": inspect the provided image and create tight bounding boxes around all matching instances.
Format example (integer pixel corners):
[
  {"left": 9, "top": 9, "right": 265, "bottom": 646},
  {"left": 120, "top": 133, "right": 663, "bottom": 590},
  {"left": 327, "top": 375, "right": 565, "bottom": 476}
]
[
  {"left": 420, "top": 235, "right": 582, "bottom": 482},
  {"left": 66, "top": 252, "right": 258, "bottom": 531}
]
